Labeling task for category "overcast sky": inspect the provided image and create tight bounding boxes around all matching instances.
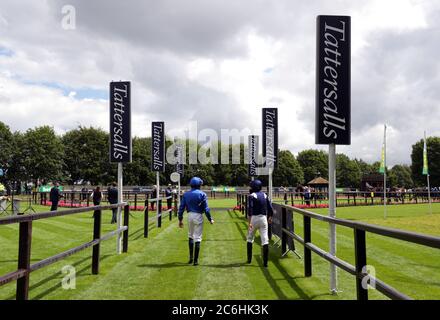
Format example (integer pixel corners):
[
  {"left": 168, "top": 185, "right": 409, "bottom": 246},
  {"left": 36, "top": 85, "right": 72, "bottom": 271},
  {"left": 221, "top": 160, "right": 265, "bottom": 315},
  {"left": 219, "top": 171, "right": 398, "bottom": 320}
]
[{"left": 0, "top": 0, "right": 439, "bottom": 166}]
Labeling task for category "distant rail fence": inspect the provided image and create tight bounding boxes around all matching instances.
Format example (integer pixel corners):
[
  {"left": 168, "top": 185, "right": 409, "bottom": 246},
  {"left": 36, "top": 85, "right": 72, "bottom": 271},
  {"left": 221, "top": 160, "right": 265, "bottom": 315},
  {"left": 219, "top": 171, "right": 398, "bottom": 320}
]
[
  {"left": 236, "top": 193, "right": 440, "bottom": 300},
  {"left": 0, "top": 202, "right": 130, "bottom": 300},
  {"left": 239, "top": 190, "right": 440, "bottom": 209},
  {"left": 30, "top": 191, "right": 179, "bottom": 211}
]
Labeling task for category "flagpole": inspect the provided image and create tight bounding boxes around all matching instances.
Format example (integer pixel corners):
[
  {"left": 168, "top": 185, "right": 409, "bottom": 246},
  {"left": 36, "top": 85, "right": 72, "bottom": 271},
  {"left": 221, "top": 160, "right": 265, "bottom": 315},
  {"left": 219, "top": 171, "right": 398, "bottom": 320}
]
[
  {"left": 424, "top": 131, "right": 432, "bottom": 214},
  {"left": 383, "top": 124, "right": 387, "bottom": 219}
]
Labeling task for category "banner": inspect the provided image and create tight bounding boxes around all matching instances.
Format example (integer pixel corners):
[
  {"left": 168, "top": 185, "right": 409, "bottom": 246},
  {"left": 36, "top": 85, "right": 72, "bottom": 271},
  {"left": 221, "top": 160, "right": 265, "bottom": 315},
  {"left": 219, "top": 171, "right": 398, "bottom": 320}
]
[
  {"left": 151, "top": 122, "right": 165, "bottom": 172},
  {"left": 286, "top": 211, "right": 295, "bottom": 251},
  {"left": 262, "top": 108, "right": 278, "bottom": 168},
  {"left": 38, "top": 185, "right": 64, "bottom": 192},
  {"left": 271, "top": 207, "right": 294, "bottom": 251},
  {"left": 109, "top": 81, "right": 132, "bottom": 163},
  {"left": 315, "top": 15, "right": 351, "bottom": 145},
  {"left": 248, "top": 135, "right": 259, "bottom": 176},
  {"left": 175, "top": 144, "right": 184, "bottom": 176},
  {"left": 271, "top": 205, "right": 282, "bottom": 238},
  {"left": 379, "top": 143, "right": 385, "bottom": 173},
  {"left": 423, "top": 135, "right": 429, "bottom": 175}
]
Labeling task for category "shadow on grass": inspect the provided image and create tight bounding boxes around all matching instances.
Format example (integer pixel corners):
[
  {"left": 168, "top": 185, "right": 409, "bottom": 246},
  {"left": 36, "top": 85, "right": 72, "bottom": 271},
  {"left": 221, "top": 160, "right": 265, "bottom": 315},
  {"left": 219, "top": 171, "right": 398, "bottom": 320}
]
[
  {"left": 137, "top": 262, "right": 257, "bottom": 269},
  {"left": 5, "top": 254, "right": 112, "bottom": 300}
]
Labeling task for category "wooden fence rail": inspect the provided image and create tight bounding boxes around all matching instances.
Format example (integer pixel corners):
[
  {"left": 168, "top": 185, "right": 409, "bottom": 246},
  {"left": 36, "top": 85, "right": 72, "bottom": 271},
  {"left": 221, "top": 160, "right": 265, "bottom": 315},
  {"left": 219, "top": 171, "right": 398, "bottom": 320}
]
[
  {"left": 236, "top": 193, "right": 440, "bottom": 300},
  {"left": 0, "top": 202, "right": 130, "bottom": 300}
]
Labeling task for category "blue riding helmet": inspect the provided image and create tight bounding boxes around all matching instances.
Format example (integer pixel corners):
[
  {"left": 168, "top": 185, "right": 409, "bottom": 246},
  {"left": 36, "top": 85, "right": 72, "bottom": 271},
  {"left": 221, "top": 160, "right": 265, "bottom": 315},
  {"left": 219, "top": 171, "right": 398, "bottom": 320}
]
[
  {"left": 190, "top": 177, "right": 203, "bottom": 189},
  {"left": 250, "top": 179, "right": 262, "bottom": 192}
]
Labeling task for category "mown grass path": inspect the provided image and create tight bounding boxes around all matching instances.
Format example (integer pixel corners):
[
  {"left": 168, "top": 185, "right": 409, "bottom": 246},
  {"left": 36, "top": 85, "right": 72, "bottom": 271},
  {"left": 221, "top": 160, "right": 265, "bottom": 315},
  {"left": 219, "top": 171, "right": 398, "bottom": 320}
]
[
  {"left": 1, "top": 203, "right": 439, "bottom": 299},
  {"left": 0, "top": 207, "right": 337, "bottom": 300}
]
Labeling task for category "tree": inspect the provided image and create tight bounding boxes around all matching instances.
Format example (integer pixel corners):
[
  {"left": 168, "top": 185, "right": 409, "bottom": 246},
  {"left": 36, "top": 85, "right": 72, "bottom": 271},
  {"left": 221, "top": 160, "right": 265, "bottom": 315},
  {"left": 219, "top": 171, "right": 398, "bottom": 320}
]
[
  {"left": 354, "top": 158, "right": 376, "bottom": 176},
  {"left": 0, "top": 122, "right": 16, "bottom": 183},
  {"left": 389, "top": 165, "right": 413, "bottom": 188},
  {"left": 22, "top": 126, "right": 64, "bottom": 183},
  {"left": 411, "top": 137, "right": 440, "bottom": 187},
  {"left": 124, "top": 137, "right": 156, "bottom": 186},
  {"left": 273, "top": 150, "right": 304, "bottom": 186},
  {"left": 336, "top": 154, "right": 361, "bottom": 188},
  {"left": 62, "top": 126, "right": 115, "bottom": 185},
  {"left": 297, "top": 149, "right": 328, "bottom": 184}
]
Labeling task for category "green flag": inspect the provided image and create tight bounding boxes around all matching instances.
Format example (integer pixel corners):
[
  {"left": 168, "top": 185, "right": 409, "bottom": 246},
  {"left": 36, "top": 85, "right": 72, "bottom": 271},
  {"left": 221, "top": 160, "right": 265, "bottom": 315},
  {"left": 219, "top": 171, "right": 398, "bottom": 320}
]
[
  {"left": 379, "top": 143, "right": 385, "bottom": 174},
  {"left": 423, "top": 136, "right": 428, "bottom": 175}
]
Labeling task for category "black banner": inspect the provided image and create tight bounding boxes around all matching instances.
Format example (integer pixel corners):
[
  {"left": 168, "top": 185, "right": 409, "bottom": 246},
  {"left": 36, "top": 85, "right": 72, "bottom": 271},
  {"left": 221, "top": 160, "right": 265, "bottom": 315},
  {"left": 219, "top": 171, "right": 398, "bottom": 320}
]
[
  {"left": 271, "top": 205, "right": 282, "bottom": 239},
  {"left": 262, "top": 108, "right": 278, "bottom": 168},
  {"left": 109, "top": 81, "right": 131, "bottom": 163},
  {"left": 248, "top": 135, "right": 259, "bottom": 177},
  {"left": 286, "top": 210, "right": 295, "bottom": 251},
  {"left": 315, "top": 15, "right": 351, "bottom": 145},
  {"left": 175, "top": 144, "right": 184, "bottom": 176},
  {"left": 151, "top": 122, "right": 165, "bottom": 172}
]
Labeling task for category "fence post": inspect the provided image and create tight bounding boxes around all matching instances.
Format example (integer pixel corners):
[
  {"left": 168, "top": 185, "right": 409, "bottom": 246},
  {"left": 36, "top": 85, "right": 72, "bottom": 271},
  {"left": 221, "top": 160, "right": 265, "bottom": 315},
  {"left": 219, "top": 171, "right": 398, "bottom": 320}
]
[
  {"left": 303, "top": 215, "right": 312, "bottom": 277},
  {"left": 281, "top": 207, "right": 287, "bottom": 255},
  {"left": 169, "top": 201, "right": 172, "bottom": 221},
  {"left": 354, "top": 228, "right": 368, "bottom": 300},
  {"left": 134, "top": 193, "right": 137, "bottom": 210},
  {"left": 92, "top": 209, "right": 101, "bottom": 274},
  {"left": 158, "top": 199, "right": 162, "bottom": 228},
  {"left": 123, "top": 205, "right": 129, "bottom": 253},
  {"left": 16, "top": 221, "right": 32, "bottom": 300},
  {"left": 174, "top": 194, "right": 178, "bottom": 217},
  {"left": 144, "top": 204, "right": 149, "bottom": 238}
]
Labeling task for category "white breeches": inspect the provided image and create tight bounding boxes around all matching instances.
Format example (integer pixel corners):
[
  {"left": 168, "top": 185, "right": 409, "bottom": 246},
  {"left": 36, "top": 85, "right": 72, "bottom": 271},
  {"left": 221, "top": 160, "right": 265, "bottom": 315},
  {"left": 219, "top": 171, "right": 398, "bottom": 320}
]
[
  {"left": 188, "top": 212, "right": 204, "bottom": 242},
  {"left": 247, "top": 215, "right": 269, "bottom": 245}
]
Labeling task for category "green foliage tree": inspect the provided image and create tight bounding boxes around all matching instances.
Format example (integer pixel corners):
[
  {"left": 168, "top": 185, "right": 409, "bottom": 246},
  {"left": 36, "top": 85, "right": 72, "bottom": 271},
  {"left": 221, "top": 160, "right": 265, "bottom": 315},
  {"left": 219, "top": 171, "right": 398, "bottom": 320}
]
[
  {"left": 124, "top": 137, "right": 156, "bottom": 186},
  {"left": 336, "top": 154, "right": 361, "bottom": 188},
  {"left": 22, "top": 126, "right": 64, "bottom": 183},
  {"left": 273, "top": 150, "right": 304, "bottom": 186},
  {"left": 0, "top": 122, "right": 16, "bottom": 183},
  {"left": 411, "top": 137, "right": 440, "bottom": 187},
  {"left": 389, "top": 164, "right": 413, "bottom": 188},
  {"left": 62, "top": 126, "right": 115, "bottom": 185},
  {"left": 297, "top": 149, "right": 328, "bottom": 183}
]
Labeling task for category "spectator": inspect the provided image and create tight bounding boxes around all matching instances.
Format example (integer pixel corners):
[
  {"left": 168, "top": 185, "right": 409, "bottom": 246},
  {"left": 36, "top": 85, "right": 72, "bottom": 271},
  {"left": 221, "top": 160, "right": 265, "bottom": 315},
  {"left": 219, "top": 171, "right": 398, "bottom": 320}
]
[
  {"left": 150, "top": 185, "right": 157, "bottom": 211},
  {"left": 50, "top": 182, "right": 63, "bottom": 211},
  {"left": 304, "top": 186, "right": 311, "bottom": 206},
  {"left": 107, "top": 183, "right": 118, "bottom": 224},
  {"left": 91, "top": 186, "right": 102, "bottom": 206}
]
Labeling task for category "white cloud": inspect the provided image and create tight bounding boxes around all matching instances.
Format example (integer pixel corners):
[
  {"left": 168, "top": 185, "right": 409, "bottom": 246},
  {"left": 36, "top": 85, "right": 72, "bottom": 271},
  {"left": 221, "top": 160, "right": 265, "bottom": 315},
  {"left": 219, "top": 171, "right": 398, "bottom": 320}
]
[{"left": 0, "top": 0, "right": 439, "bottom": 166}]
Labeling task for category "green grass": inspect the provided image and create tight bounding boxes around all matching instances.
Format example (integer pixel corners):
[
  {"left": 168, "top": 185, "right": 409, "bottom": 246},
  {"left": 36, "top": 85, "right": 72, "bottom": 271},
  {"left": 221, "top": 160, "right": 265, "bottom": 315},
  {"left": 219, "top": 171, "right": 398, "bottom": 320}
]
[
  {"left": 0, "top": 202, "right": 439, "bottom": 300},
  {"left": 302, "top": 203, "right": 440, "bottom": 299}
]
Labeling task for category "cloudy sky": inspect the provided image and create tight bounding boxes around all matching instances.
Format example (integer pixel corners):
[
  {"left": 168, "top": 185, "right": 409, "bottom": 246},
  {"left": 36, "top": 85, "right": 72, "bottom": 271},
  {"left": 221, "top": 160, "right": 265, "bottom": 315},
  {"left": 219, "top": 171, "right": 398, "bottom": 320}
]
[{"left": 0, "top": 0, "right": 439, "bottom": 165}]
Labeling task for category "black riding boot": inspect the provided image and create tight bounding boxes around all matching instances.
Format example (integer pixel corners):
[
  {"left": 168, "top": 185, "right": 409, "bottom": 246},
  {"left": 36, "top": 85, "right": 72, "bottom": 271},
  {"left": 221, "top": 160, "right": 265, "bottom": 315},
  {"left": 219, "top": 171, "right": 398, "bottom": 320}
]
[
  {"left": 188, "top": 238, "right": 194, "bottom": 264},
  {"left": 263, "top": 244, "right": 269, "bottom": 267},
  {"left": 193, "top": 242, "right": 201, "bottom": 266},
  {"left": 247, "top": 242, "right": 253, "bottom": 263}
]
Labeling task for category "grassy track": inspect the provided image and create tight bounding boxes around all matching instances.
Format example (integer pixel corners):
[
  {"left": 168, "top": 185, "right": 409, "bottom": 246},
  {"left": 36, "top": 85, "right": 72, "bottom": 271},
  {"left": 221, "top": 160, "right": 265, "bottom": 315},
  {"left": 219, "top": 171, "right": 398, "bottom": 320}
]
[{"left": 0, "top": 202, "right": 439, "bottom": 299}]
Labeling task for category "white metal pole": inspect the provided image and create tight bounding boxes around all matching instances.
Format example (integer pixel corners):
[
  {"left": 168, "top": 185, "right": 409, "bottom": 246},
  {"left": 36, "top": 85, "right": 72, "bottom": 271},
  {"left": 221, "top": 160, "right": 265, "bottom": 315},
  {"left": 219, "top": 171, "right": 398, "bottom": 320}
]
[
  {"left": 156, "top": 171, "right": 160, "bottom": 226},
  {"left": 425, "top": 132, "right": 432, "bottom": 215},
  {"left": 427, "top": 174, "right": 432, "bottom": 214},
  {"left": 116, "top": 162, "right": 123, "bottom": 254},
  {"left": 384, "top": 124, "right": 387, "bottom": 219},
  {"left": 177, "top": 176, "right": 181, "bottom": 210},
  {"left": 328, "top": 143, "right": 337, "bottom": 294},
  {"left": 268, "top": 168, "right": 273, "bottom": 201}
]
